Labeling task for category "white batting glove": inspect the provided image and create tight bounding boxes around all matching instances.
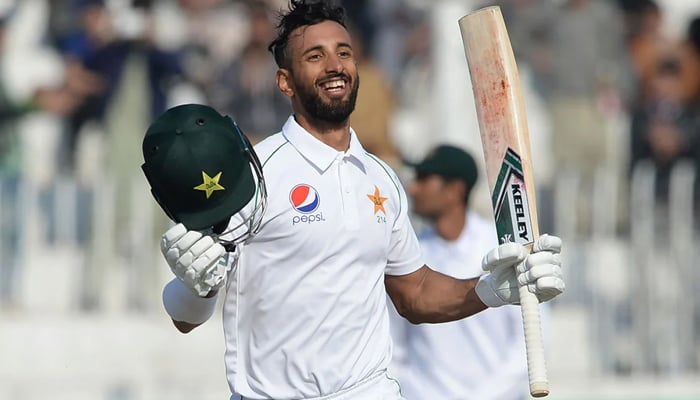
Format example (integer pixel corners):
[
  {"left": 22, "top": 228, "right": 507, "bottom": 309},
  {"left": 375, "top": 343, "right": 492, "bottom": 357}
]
[
  {"left": 475, "top": 234, "right": 564, "bottom": 307},
  {"left": 160, "top": 223, "right": 227, "bottom": 297}
]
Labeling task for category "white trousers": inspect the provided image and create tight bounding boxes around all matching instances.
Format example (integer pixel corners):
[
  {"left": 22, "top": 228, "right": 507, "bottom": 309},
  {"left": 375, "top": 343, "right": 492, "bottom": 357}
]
[{"left": 231, "top": 371, "right": 405, "bottom": 400}]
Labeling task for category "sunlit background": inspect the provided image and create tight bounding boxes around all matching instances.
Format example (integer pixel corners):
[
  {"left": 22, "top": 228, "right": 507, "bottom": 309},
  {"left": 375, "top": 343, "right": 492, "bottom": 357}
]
[{"left": 1, "top": 0, "right": 700, "bottom": 399}]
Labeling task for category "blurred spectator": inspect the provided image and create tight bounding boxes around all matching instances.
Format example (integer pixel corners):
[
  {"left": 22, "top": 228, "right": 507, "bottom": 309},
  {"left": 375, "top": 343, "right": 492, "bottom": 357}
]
[
  {"left": 365, "top": 0, "right": 423, "bottom": 88},
  {"left": 0, "top": 2, "right": 83, "bottom": 305},
  {"left": 46, "top": 0, "right": 77, "bottom": 48},
  {"left": 388, "top": 15, "right": 433, "bottom": 167},
  {"left": 497, "top": 0, "right": 558, "bottom": 231},
  {"left": 530, "top": 0, "right": 627, "bottom": 235},
  {"left": 629, "top": 56, "right": 689, "bottom": 199},
  {"left": 617, "top": 0, "right": 672, "bottom": 105},
  {"left": 628, "top": 16, "right": 700, "bottom": 204},
  {"left": 339, "top": 0, "right": 375, "bottom": 56},
  {"left": 57, "top": 0, "right": 196, "bottom": 170},
  {"left": 499, "top": 0, "right": 557, "bottom": 98},
  {"left": 680, "top": 16, "right": 700, "bottom": 108},
  {"left": 682, "top": 16, "right": 700, "bottom": 206},
  {"left": 55, "top": 0, "right": 130, "bottom": 170},
  {"left": 171, "top": 0, "right": 249, "bottom": 89},
  {"left": 547, "top": 0, "right": 626, "bottom": 178},
  {"left": 348, "top": 26, "right": 400, "bottom": 168},
  {"left": 205, "top": 1, "right": 289, "bottom": 143},
  {"left": 690, "top": 16, "right": 700, "bottom": 53},
  {"left": 134, "top": 1, "right": 190, "bottom": 119}
]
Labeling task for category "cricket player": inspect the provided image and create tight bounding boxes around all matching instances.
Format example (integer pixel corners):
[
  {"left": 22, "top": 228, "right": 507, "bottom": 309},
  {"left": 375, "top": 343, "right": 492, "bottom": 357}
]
[
  {"left": 141, "top": 1, "right": 565, "bottom": 399},
  {"left": 390, "top": 145, "right": 529, "bottom": 400}
]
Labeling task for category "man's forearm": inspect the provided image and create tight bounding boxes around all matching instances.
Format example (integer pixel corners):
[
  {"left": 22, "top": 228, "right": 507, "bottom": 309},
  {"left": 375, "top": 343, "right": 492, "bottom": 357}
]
[{"left": 387, "top": 266, "right": 488, "bottom": 324}]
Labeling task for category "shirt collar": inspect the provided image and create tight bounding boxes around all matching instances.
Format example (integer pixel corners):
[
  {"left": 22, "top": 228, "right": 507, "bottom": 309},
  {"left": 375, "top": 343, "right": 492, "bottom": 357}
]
[{"left": 281, "top": 115, "right": 368, "bottom": 173}]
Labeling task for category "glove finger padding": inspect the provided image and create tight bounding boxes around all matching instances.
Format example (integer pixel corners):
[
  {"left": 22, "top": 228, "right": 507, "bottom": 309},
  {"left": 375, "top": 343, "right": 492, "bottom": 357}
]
[
  {"left": 199, "top": 251, "right": 227, "bottom": 288},
  {"left": 477, "top": 237, "right": 563, "bottom": 308},
  {"left": 516, "top": 251, "right": 561, "bottom": 274},
  {"left": 175, "top": 235, "right": 215, "bottom": 275},
  {"left": 533, "top": 234, "right": 562, "bottom": 254},
  {"left": 190, "top": 245, "right": 227, "bottom": 290},
  {"left": 164, "top": 230, "right": 203, "bottom": 267},
  {"left": 189, "top": 243, "right": 227, "bottom": 275},
  {"left": 178, "top": 240, "right": 226, "bottom": 296},
  {"left": 531, "top": 277, "right": 565, "bottom": 302},
  {"left": 518, "top": 241, "right": 565, "bottom": 302},
  {"left": 161, "top": 223, "right": 187, "bottom": 255},
  {"left": 187, "top": 235, "right": 216, "bottom": 258},
  {"left": 160, "top": 223, "right": 228, "bottom": 297},
  {"left": 481, "top": 242, "right": 527, "bottom": 273},
  {"left": 188, "top": 260, "right": 225, "bottom": 296}
]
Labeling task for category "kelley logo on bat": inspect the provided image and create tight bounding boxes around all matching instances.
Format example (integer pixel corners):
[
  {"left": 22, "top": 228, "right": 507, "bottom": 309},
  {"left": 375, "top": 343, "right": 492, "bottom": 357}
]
[{"left": 492, "top": 148, "right": 533, "bottom": 245}]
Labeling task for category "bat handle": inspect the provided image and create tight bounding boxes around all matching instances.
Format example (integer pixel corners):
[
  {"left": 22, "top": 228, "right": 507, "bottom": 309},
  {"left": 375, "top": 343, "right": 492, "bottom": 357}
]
[{"left": 519, "top": 284, "right": 549, "bottom": 397}]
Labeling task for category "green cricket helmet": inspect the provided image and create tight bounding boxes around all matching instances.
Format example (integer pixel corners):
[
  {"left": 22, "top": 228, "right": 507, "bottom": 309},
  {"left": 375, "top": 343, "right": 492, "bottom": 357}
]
[{"left": 141, "top": 104, "right": 267, "bottom": 243}]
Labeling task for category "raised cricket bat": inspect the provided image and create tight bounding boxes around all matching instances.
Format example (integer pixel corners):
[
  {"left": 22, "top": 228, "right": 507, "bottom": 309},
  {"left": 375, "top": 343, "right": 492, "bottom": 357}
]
[{"left": 458, "top": 6, "right": 549, "bottom": 397}]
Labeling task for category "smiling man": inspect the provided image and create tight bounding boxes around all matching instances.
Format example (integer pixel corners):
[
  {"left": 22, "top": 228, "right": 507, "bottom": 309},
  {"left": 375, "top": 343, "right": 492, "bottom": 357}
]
[{"left": 153, "top": 1, "right": 566, "bottom": 400}]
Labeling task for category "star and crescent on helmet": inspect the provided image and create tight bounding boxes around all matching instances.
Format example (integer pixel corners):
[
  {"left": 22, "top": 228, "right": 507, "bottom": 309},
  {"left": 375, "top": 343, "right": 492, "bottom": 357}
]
[{"left": 194, "top": 171, "right": 225, "bottom": 198}]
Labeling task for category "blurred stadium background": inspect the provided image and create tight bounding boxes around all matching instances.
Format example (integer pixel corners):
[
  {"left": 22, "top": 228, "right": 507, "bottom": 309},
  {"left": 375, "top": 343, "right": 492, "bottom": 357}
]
[{"left": 1, "top": 0, "right": 700, "bottom": 399}]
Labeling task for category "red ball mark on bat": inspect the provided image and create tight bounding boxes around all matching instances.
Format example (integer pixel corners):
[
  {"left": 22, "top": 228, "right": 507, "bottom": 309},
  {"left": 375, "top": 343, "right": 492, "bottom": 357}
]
[{"left": 471, "top": 51, "right": 509, "bottom": 143}]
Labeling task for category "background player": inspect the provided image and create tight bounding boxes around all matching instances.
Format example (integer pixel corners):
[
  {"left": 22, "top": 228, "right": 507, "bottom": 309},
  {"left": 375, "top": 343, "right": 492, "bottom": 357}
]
[{"left": 389, "top": 144, "right": 530, "bottom": 400}]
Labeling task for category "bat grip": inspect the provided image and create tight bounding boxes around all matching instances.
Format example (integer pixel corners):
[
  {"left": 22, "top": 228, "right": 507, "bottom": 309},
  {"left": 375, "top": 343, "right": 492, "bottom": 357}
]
[{"left": 519, "top": 284, "right": 549, "bottom": 397}]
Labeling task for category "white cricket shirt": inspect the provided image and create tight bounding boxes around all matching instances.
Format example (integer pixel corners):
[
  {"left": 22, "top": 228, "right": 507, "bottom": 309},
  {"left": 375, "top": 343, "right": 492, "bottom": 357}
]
[
  {"left": 389, "top": 212, "right": 528, "bottom": 400},
  {"left": 222, "top": 116, "right": 424, "bottom": 399}
]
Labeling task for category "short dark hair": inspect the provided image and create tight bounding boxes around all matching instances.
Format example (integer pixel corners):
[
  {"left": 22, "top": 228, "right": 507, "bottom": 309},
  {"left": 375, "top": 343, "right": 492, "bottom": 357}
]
[
  {"left": 268, "top": 0, "right": 347, "bottom": 69},
  {"left": 689, "top": 16, "right": 700, "bottom": 55}
]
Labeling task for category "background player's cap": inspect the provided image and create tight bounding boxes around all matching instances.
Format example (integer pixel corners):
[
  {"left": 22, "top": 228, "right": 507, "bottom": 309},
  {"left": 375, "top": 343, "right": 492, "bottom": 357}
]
[
  {"left": 141, "top": 103, "right": 255, "bottom": 231},
  {"left": 411, "top": 144, "right": 478, "bottom": 188}
]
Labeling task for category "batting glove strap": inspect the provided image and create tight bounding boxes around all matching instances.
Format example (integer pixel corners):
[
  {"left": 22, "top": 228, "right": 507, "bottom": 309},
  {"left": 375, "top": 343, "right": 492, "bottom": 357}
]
[
  {"left": 476, "top": 271, "right": 522, "bottom": 308},
  {"left": 162, "top": 278, "right": 218, "bottom": 325},
  {"left": 476, "top": 242, "right": 527, "bottom": 307},
  {"left": 476, "top": 274, "right": 506, "bottom": 308}
]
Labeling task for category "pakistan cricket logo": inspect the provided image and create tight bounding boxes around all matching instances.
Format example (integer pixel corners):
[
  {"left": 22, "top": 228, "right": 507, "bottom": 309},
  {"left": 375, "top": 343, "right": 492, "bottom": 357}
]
[{"left": 194, "top": 171, "right": 225, "bottom": 199}]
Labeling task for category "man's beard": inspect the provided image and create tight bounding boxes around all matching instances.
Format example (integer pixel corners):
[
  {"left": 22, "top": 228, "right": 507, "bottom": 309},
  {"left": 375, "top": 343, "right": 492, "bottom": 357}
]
[{"left": 295, "top": 73, "right": 359, "bottom": 124}]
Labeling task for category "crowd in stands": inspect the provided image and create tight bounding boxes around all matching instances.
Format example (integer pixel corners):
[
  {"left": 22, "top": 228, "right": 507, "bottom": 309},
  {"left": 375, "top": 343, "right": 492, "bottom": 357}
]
[{"left": 0, "top": 0, "right": 699, "bottom": 304}]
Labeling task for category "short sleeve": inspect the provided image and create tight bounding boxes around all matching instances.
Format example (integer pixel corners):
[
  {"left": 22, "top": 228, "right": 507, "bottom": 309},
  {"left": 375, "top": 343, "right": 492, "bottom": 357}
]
[{"left": 385, "top": 175, "right": 424, "bottom": 276}]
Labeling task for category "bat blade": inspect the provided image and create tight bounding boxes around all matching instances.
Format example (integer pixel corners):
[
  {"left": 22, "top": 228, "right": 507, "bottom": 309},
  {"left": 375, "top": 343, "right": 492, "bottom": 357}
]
[{"left": 458, "top": 6, "right": 549, "bottom": 397}]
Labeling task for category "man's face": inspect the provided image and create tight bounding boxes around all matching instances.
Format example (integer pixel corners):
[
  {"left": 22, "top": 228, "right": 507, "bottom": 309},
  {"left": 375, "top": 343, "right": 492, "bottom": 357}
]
[
  {"left": 409, "top": 173, "right": 463, "bottom": 219},
  {"left": 283, "top": 20, "right": 359, "bottom": 123}
]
